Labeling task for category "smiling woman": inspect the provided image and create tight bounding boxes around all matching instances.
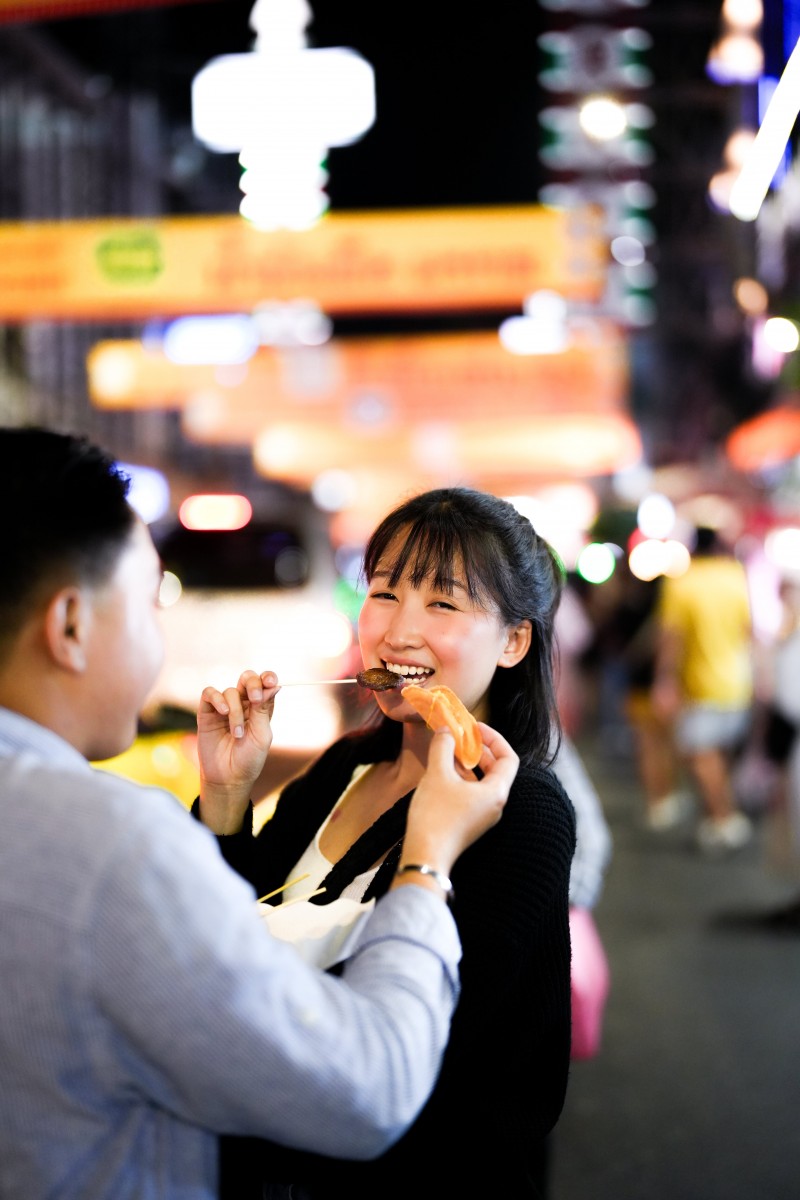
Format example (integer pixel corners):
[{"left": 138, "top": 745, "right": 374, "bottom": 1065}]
[{"left": 193, "top": 484, "right": 577, "bottom": 1200}]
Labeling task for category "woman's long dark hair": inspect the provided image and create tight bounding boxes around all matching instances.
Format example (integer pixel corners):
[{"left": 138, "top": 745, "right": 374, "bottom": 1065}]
[{"left": 361, "top": 487, "right": 565, "bottom": 767}]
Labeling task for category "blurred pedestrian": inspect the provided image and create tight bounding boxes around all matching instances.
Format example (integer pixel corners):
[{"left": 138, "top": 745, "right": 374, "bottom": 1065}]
[
  {"left": 651, "top": 525, "right": 754, "bottom": 854},
  {"left": 554, "top": 576, "right": 595, "bottom": 737},
  {"left": 618, "top": 570, "right": 689, "bottom": 831},
  {"left": 754, "top": 573, "right": 800, "bottom": 928}
]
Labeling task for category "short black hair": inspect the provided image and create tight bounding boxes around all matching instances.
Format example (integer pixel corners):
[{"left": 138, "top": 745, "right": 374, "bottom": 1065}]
[
  {"left": 0, "top": 426, "right": 134, "bottom": 649},
  {"left": 362, "top": 487, "right": 565, "bottom": 766},
  {"left": 694, "top": 525, "right": 721, "bottom": 555}
]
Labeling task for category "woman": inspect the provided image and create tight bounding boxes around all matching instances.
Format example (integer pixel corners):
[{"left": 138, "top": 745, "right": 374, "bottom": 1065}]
[{"left": 197, "top": 487, "right": 576, "bottom": 1198}]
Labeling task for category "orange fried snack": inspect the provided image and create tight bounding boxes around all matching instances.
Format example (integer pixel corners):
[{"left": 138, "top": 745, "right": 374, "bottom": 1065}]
[{"left": 400, "top": 684, "right": 483, "bottom": 770}]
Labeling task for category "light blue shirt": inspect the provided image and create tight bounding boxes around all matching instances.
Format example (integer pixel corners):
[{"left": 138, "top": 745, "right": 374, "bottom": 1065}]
[{"left": 0, "top": 707, "right": 461, "bottom": 1200}]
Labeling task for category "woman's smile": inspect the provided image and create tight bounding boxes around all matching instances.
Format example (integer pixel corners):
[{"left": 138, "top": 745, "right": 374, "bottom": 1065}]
[{"left": 382, "top": 660, "right": 435, "bottom": 681}]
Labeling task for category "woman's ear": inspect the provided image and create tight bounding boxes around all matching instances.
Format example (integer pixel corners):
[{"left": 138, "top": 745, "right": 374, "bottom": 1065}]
[
  {"left": 44, "top": 588, "right": 88, "bottom": 672},
  {"left": 497, "top": 620, "right": 532, "bottom": 668}
]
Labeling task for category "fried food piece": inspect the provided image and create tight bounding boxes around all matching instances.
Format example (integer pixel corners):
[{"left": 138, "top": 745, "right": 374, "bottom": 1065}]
[
  {"left": 400, "top": 684, "right": 482, "bottom": 770},
  {"left": 356, "top": 668, "right": 403, "bottom": 691}
]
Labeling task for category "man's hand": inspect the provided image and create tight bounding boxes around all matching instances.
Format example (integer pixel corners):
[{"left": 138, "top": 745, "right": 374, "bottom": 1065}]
[
  {"left": 395, "top": 722, "right": 519, "bottom": 893},
  {"left": 196, "top": 670, "right": 280, "bottom": 834}
]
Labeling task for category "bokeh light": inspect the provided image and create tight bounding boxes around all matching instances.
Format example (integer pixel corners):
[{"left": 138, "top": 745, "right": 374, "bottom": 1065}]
[
  {"left": 577, "top": 542, "right": 617, "bottom": 584},
  {"left": 179, "top": 494, "right": 253, "bottom": 531}
]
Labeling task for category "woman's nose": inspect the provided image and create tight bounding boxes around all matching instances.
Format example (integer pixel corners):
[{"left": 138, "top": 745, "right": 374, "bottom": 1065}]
[{"left": 383, "top": 603, "right": 422, "bottom": 648}]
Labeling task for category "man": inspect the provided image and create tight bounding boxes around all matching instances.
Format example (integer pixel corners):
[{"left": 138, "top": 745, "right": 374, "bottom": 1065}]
[
  {"left": 0, "top": 426, "right": 519, "bottom": 1200},
  {"left": 651, "top": 524, "right": 754, "bottom": 853}
]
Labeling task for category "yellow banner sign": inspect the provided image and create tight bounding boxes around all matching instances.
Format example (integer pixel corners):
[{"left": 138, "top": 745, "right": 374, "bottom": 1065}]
[{"left": 0, "top": 207, "right": 607, "bottom": 321}]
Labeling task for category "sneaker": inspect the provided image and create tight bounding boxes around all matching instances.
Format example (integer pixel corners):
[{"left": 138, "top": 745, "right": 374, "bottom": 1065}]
[
  {"left": 757, "top": 898, "right": 800, "bottom": 933},
  {"left": 697, "top": 812, "right": 753, "bottom": 855},
  {"left": 644, "top": 791, "right": 692, "bottom": 832}
]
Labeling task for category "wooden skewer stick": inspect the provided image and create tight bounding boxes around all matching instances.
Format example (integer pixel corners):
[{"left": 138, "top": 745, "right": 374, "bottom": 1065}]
[
  {"left": 281, "top": 887, "right": 327, "bottom": 907},
  {"left": 257, "top": 873, "right": 311, "bottom": 903},
  {"left": 276, "top": 679, "right": 358, "bottom": 687}
]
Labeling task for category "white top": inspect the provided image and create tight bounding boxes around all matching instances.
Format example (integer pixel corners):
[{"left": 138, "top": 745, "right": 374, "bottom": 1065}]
[{"left": 284, "top": 764, "right": 382, "bottom": 902}]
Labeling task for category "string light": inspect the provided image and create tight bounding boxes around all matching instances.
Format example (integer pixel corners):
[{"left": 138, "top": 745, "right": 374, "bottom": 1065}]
[
  {"left": 729, "top": 36, "right": 800, "bottom": 220},
  {"left": 192, "top": 0, "right": 375, "bottom": 231}
]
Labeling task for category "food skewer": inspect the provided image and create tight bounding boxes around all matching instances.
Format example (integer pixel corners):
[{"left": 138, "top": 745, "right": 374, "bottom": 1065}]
[{"left": 277, "top": 668, "right": 404, "bottom": 691}]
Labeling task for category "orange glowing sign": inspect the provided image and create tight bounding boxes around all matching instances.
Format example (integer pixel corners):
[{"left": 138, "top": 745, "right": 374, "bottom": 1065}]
[
  {"left": 88, "top": 326, "right": 629, "bottom": 443},
  {"left": 0, "top": 0, "right": 204, "bottom": 20},
  {"left": 725, "top": 404, "right": 800, "bottom": 471},
  {"left": 0, "top": 207, "right": 607, "bottom": 321},
  {"left": 88, "top": 326, "right": 638, "bottom": 486},
  {"left": 249, "top": 413, "right": 642, "bottom": 484}
]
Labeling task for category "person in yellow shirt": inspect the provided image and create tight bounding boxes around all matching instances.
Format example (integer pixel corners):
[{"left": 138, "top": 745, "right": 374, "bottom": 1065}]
[{"left": 651, "top": 525, "right": 754, "bottom": 854}]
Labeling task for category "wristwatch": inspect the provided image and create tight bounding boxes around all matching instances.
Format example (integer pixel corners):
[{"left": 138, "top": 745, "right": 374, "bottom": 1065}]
[{"left": 395, "top": 862, "right": 455, "bottom": 903}]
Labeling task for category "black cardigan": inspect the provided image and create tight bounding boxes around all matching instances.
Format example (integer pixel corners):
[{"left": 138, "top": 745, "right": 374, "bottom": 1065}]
[{"left": 210, "top": 721, "right": 576, "bottom": 1198}]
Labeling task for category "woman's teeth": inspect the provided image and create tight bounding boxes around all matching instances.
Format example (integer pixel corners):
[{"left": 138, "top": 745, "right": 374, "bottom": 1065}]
[{"left": 384, "top": 662, "right": 433, "bottom": 678}]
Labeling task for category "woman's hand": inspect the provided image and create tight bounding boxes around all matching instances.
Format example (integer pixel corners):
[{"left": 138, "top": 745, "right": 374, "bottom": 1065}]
[
  {"left": 395, "top": 721, "right": 519, "bottom": 894},
  {"left": 196, "top": 670, "right": 280, "bottom": 834}
]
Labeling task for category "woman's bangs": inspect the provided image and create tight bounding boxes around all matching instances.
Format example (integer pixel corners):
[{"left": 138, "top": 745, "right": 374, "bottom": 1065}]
[
  {"left": 396, "top": 523, "right": 496, "bottom": 605},
  {"left": 395, "top": 523, "right": 459, "bottom": 591},
  {"left": 364, "top": 500, "right": 498, "bottom": 606}
]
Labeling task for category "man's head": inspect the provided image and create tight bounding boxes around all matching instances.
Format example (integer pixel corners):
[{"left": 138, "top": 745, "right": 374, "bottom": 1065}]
[
  {"left": 0, "top": 427, "right": 165, "bottom": 760},
  {"left": 693, "top": 525, "right": 723, "bottom": 556}
]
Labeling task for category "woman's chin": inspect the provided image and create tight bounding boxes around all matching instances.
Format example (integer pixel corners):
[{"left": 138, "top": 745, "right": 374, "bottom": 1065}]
[{"left": 374, "top": 691, "right": 405, "bottom": 718}]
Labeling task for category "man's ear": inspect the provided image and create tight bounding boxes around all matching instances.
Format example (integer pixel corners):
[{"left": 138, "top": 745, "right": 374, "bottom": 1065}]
[
  {"left": 497, "top": 620, "right": 532, "bottom": 668},
  {"left": 44, "top": 588, "right": 88, "bottom": 672}
]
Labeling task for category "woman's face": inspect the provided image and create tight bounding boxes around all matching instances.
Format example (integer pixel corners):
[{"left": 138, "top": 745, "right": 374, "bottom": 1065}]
[{"left": 358, "top": 542, "right": 529, "bottom": 722}]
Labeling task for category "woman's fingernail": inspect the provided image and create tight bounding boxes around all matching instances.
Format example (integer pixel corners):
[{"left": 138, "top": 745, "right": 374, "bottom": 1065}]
[
  {"left": 251, "top": 688, "right": 263, "bottom": 701},
  {"left": 234, "top": 724, "right": 244, "bottom": 738}
]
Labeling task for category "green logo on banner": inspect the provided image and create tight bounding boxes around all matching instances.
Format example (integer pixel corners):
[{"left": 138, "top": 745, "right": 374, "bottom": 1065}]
[{"left": 95, "top": 231, "right": 163, "bottom": 284}]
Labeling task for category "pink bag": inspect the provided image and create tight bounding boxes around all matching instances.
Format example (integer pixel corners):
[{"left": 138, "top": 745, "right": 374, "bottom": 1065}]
[{"left": 569, "top": 905, "right": 610, "bottom": 1060}]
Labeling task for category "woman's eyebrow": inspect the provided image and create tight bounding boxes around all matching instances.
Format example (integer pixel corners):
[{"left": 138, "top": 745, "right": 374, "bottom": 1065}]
[
  {"left": 447, "top": 576, "right": 467, "bottom": 590},
  {"left": 428, "top": 575, "right": 469, "bottom": 594},
  {"left": 372, "top": 563, "right": 470, "bottom": 594}
]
